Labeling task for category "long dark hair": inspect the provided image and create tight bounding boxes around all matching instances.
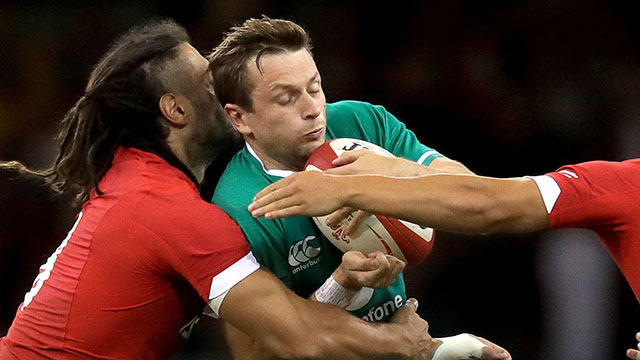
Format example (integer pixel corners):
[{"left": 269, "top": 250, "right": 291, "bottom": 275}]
[{"left": 1, "top": 19, "right": 196, "bottom": 206}]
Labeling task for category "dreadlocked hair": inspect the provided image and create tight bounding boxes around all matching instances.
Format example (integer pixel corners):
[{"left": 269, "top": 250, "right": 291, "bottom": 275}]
[{"left": 1, "top": 19, "right": 195, "bottom": 206}]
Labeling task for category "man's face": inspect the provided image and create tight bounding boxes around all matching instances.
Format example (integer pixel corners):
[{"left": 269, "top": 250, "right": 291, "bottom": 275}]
[
  {"left": 179, "top": 44, "right": 239, "bottom": 154},
  {"left": 240, "top": 49, "right": 326, "bottom": 171}
]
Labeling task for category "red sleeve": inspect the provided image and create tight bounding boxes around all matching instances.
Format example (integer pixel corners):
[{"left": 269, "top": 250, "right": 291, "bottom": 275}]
[
  {"left": 134, "top": 192, "right": 259, "bottom": 302},
  {"left": 545, "top": 160, "right": 640, "bottom": 232}
]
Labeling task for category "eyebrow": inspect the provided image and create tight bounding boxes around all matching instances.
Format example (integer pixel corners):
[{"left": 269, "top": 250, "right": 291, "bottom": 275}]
[{"left": 269, "top": 73, "right": 320, "bottom": 93}]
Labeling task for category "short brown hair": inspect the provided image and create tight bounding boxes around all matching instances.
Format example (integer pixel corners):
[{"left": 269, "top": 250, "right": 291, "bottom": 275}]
[{"left": 208, "top": 16, "right": 312, "bottom": 111}]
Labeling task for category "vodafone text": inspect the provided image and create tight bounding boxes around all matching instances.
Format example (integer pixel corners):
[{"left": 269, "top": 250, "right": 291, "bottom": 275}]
[{"left": 361, "top": 294, "right": 403, "bottom": 322}]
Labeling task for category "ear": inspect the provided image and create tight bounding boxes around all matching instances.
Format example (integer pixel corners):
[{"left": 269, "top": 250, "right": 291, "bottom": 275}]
[
  {"left": 159, "top": 93, "right": 190, "bottom": 128},
  {"left": 225, "top": 103, "right": 252, "bottom": 136}
]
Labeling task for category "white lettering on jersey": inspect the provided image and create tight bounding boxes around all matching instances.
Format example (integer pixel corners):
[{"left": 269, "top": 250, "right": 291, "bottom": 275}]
[
  {"left": 21, "top": 212, "right": 83, "bottom": 311},
  {"left": 361, "top": 294, "right": 404, "bottom": 322},
  {"left": 559, "top": 170, "right": 578, "bottom": 179},
  {"left": 288, "top": 236, "right": 321, "bottom": 266}
]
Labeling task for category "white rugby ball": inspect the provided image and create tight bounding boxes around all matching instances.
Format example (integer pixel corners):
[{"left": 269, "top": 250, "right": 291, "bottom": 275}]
[{"left": 304, "top": 138, "right": 435, "bottom": 265}]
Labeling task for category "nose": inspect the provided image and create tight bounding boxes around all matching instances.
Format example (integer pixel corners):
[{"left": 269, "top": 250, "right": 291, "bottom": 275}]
[{"left": 301, "top": 92, "right": 322, "bottom": 120}]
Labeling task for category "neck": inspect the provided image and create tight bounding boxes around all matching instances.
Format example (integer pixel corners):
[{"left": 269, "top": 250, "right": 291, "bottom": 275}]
[
  {"left": 246, "top": 140, "right": 302, "bottom": 172},
  {"left": 167, "top": 138, "right": 220, "bottom": 184}
]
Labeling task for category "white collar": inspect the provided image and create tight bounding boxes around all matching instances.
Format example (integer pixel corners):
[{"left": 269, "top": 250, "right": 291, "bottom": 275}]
[{"left": 245, "top": 142, "right": 296, "bottom": 178}]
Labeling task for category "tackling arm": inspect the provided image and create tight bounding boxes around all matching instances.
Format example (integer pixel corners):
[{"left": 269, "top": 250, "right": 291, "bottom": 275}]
[
  {"left": 221, "top": 251, "right": 406, "bottom": 359},
  {"left": 249, "top": 171, "right": 549, "bottom": 234},
  {"left": 344, "top": 174, "right": 549, "bottom": 234},
  {"left": 218, "top": 268, "right": 434, "bottom": 360}
]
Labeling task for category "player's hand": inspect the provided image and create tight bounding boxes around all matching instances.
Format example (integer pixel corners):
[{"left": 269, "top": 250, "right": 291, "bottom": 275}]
[
  {"left": 333, "top": 250, "right": 405, "bottom": 290},
  {"left": 626, "top": 332, "right": 640, "bottom": 359},
  {"left": 391, "top": 298, "right": 437, "bottom": 360},
  {"left": 431, "top": 333, "right": 511, "bottom": 360},
  {"left": 327, "top": 150, "right": 429, "bottom": 177},
  {"left": 326, "top": 208, "right": 373, "bottom": 237},
  {"left": 249, "top": 171, "right": 347, "bottom": 219},
  {"left": 468, "top": 335, "right": 511, "bottom": 360}
]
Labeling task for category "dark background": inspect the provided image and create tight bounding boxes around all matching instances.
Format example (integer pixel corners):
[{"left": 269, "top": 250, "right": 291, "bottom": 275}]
[{"left": 1, "top": 1, "right": 639, "bottom": 359}]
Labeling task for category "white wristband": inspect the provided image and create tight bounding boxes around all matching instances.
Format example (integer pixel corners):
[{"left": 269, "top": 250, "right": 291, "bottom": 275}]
[
  {"left": 432, "top": 333, "right": 486, "bottom": 360},
  {"left": 314, "top": 275, "right": 358, "bottom": 308}
]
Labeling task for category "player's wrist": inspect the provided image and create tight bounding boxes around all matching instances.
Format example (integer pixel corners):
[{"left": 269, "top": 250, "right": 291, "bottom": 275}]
[
  {"left": 339, "top": 176, "right": 366, "bottom": 209},
  {"left": 315, "top": 274, "right": 359, "bottom": 308},
  {"left": 332, "top": 263, "right": 362, "bottom": 291},
  {"left": 383, "top": 323, "right": 438, "bottom": 360},
  {"left": 432, "top": 333, "right": 487, "bottom": 360}
]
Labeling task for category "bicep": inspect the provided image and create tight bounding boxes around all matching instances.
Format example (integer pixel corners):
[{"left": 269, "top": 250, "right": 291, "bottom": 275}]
[
  {"left": 217, "top": 268, "right": 309, "bottom": 356},
  {"left": 491, "top": 177, "right": 549, "bottom": 233}
]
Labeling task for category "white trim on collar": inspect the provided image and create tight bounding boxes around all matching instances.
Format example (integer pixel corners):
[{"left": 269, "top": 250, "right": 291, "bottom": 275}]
[{"left": 245, "top": 142, "right": 296, "bottom": 178}]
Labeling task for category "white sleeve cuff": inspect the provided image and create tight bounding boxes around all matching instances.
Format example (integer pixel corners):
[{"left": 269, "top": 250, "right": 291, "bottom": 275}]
[
  {"left": 526, "top": 175, "right": 561, "bottom": 214},
  {"left": 209, "top": 251, "right": 260, "bottom": 299},
  {"left": 417, "top": 150, "right": 440, "bottom": 165}
]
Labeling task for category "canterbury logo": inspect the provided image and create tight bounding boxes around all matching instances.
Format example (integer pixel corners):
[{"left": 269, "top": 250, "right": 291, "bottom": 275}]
[{"left": 288, "top": 236, "right": 321, "bottom": 266}]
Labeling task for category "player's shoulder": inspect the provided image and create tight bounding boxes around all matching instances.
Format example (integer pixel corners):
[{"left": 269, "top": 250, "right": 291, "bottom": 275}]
[
  {"left": 216, "top": 149, "right": 265, "bottom": 197},
  {"left": 548, "top": 159, "right": 640, "bottom": 196},
  {"left": 326, "top": 100, "right": 393, "bottom": 141},
  {"left": 554, "top": 159, "right": 638, "bottom": 178},
  {"left": 327, "top": 100, "right": 386, "bottom": 118},
  {"left": 214, "top": 151, "right": 272, "bottom": 217}
]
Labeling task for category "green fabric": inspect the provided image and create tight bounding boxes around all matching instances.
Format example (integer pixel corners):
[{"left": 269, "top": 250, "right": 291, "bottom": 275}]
[{"left": 213, "top": 100, "right": 441, "bottom": 321}]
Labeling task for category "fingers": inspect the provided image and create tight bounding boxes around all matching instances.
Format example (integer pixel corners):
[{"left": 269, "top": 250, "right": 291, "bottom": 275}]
[
  {"left": 340, "top": 251, "right": 404, "bottom": 289},
  {"left": 405, "top": 297, "right": 419, "bottom": 312},
  {"left": 248, "top": 189, "right": 299, "bottom": 219},
  {"left": 252, "top": 176, "right": 293, "bottom": 203},
  {"left": 391, "top": 297, "right": 421, "bottom": 324},
  {"left": 331, "top": 150, "right": 368, "bottom": 167},
  {"left": 626, "top": 332, "right": 640, "bottom": 360},
  {"left": 326, "top": 207, "right": 355, "bottom": 228},
  {"left": 384, "top": 254, "right": 406, "bottom": 285},
  {"left": 474, "top": 334, "right": 511, "bottom": 360},
  {"left": 345, "top": 210, "right": 372, "bottom": 236},
  {"left": 249, "top": 178, "right": 295, "bottom": 217},
  {"left": 342, "top": 251, "right": 380, "bottom": 271},
  {"left": 628, "top": 349, "right": 640, "bottom": 359},
  {"left": 326, "top": 209, "right": 371, "bottom": 236},
  {"left": 355, "top": 252, "right": 404, "bottom": 288}
]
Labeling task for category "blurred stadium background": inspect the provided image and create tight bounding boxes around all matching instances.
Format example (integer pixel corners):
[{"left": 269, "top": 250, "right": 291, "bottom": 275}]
[{"left": 1, "top": 1, "right": 639, "bottom": 359}]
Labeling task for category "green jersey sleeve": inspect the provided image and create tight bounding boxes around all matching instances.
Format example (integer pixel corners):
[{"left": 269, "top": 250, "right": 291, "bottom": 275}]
[{"left": 325, "top": 100, "right": 442, "bottom": 165}]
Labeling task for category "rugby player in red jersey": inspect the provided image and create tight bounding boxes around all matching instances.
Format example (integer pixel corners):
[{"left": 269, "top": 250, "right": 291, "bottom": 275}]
[
  {"left": 250, "top": 150, "right": 640, "bottom": 359},
  {"left": 0, "top": 19, "right": 454, "bottom": 360}
]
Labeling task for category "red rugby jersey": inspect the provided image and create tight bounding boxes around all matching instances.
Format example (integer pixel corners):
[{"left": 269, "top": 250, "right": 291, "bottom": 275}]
[
  {"left": 532, "top": 159, "right": 640, "bottom": 302},
  {"left": 0, "top": 147, "right": 258, "bottom": 359}
]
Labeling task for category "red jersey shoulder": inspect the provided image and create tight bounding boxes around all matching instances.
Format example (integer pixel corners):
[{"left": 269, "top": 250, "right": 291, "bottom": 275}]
[
  {"left": 547, "top": 159, "right": 640, "bottom": 199},
  {"left": 545, "top": 159, "right": 640, "bottom": 229}
]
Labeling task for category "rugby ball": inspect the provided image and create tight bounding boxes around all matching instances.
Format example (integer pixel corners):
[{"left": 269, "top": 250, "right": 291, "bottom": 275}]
[{"left": 304, "top": 138, "right": 435, "bottom": 265}]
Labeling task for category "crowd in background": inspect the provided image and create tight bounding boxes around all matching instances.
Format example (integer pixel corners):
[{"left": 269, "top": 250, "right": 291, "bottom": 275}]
[{"left": 1, "top": 1, "right": 639, "bottom": 359}]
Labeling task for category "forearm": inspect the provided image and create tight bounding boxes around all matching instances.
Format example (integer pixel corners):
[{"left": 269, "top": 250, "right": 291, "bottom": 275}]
[
  {"left": 340, "top": 174, "right": 547, "bottom": 234},
  {"left": 224, "top": 299, "right": 421, "bottom": 360},
  {"left": 220, "top": 269, "right": 430, "bottom": 359},
  {"left": 426, "top": 157, "right": 475, "bottom": 175}
]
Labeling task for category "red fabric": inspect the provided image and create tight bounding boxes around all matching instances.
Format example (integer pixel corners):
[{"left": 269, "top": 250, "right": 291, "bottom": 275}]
[
  {"left": 0, "top": 147, "right": 250, "bottom": 359},
  {"left": 546, "top": 159, "right": 640, "bottom": 302}
]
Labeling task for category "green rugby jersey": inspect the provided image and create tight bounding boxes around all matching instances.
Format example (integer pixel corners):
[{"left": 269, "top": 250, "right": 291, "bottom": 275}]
[{"left": 213, "top": 100, "right": 442, "bottom": 322}]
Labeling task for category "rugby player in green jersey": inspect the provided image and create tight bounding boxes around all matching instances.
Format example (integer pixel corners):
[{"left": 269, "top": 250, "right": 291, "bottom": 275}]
[{"left": 208, "top": 16, "right": 510, "bottom": 360}]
